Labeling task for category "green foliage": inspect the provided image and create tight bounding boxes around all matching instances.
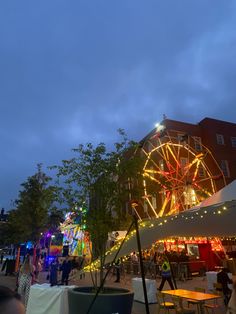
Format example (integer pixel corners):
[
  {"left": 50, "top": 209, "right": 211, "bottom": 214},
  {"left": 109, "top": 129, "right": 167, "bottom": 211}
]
[
  {"left": 6, "top": 164, "right": 58, "bottom": 245},
  {"left": 52, "top": 130, "right": 146, "bottom": 285}
]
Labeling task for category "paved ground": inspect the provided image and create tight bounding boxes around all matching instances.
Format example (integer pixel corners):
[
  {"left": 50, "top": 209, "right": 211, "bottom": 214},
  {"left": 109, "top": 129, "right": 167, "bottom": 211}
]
[{"left": 0, "top": 264, "right": 229, "bottom": 313}]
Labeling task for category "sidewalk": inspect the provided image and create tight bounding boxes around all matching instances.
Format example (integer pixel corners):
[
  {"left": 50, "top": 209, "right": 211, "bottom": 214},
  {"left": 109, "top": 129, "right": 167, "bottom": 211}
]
[{"left": 0, "top": 268, "right": 227, "bottom": 314}]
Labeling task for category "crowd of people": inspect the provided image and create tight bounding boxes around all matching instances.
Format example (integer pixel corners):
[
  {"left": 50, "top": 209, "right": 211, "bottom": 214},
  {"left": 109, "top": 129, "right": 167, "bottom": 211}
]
[
  {"left": 116, "top": 249, "right": 191, "bottom": 283},
  {"left": 0, "top": 252, "right": 87, "bottom": 311},
  {"left": 1, "top": 249, "right": 236, "bottom": 313}
]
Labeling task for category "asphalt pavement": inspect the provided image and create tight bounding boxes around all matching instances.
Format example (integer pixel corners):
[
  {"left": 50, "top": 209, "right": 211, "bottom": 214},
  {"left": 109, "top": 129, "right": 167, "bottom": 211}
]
[{"left": 0, "top": 263, "right": 228, "bottom": 314}]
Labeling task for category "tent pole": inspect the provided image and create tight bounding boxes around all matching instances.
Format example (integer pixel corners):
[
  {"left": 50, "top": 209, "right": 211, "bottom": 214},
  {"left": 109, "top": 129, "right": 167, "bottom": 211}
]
[{"left": 133, "top": 214, "right": 150, "bottom": 314}]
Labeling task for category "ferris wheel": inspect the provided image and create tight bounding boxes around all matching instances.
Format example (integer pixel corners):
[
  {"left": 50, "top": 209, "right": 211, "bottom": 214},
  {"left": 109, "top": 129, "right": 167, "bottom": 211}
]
[{"left": 141, "top": 130, "right": 226, "bottom": 218}]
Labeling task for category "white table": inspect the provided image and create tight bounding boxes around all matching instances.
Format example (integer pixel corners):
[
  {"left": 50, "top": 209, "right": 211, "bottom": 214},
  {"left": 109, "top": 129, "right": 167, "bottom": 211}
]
[
  {"left": 206, "top": 271, "right": 232, "bottom": 291},
  {"left": 131, "top": 277, "right": 157, "bottom": 303},
  {"left": 26, "top": 284, "right": 76, "bottom": 314}
]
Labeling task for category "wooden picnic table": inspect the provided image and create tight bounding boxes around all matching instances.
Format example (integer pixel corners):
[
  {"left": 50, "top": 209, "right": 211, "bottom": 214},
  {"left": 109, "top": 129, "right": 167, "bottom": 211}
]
[{"left": 162, "top": 289, "right": 221, "bottom": 314}]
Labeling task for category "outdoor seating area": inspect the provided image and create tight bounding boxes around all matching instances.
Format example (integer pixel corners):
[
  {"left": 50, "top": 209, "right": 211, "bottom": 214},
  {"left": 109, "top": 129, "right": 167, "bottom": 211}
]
[
  {"left": 0, "top": 257, "right": 232, "bottom": 314},
  {"left": 161, "top": 289, "right": 222, "bottom": 314}
]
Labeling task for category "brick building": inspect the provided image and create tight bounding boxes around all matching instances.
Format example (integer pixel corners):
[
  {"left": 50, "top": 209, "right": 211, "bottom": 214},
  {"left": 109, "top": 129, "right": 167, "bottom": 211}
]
[{"left": 137, "top": 117, "right": 236, "bottom": 219}]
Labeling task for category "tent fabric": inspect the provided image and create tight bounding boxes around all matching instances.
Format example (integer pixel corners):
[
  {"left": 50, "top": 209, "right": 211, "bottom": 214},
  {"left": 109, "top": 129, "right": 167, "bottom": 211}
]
[
  {"left": 192, "top": 179, "right": 236, "bottom": 209},
  {"left": 104, "top": 180, "right": 236, "bottom": 264}
]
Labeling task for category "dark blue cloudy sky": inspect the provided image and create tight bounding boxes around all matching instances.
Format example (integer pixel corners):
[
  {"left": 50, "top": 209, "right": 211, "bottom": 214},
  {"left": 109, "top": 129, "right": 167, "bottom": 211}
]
[{"left": 1, "top": 0, "right": 236, "bottom": 209}]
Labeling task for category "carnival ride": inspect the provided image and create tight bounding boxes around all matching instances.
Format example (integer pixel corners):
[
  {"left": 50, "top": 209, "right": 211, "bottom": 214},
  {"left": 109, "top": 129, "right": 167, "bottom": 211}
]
[
  {"left": 141, "top": 128, "right": 226, "bottom": 218},
  {"left": 60, "top": 211, "right": 91, "bottom": 257}
]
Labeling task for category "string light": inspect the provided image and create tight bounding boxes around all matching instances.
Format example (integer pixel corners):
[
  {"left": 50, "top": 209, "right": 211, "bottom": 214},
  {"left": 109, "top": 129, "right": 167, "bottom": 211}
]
[{"left": 86, "top": 203, "right": 233, "bottom": 272}]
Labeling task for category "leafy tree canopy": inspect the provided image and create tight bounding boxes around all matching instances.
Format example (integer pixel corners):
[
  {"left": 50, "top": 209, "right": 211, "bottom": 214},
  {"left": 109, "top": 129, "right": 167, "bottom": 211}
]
[
  {"left": 51, "top": 130, "right": 146, "bottom": 264},
  {"left": 5, "top": 164, "right": 58, "bottom": 245}
]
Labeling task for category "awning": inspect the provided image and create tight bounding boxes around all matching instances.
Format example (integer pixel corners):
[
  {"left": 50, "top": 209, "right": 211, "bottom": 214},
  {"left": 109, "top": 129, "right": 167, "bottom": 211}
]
[{"left": 104, "top": 181, "right": 236, "bottom": 264}]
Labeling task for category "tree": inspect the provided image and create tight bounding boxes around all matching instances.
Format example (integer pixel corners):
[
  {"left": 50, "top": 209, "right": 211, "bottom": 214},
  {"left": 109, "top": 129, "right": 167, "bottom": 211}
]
[
  {"left": 7, "top": 164, "right": 57, "bottom": 246},
  {"left": 47, "top": 207, "right": 64, "bottom": 234},
  {"left": 52, "top": 129, "right": 146, "bottom": 287}
]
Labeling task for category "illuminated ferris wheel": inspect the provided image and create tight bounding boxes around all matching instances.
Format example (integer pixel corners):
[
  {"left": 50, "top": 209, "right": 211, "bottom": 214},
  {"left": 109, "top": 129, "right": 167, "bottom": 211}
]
[{"left": 141, "top": 128, "right": 226, "bottom": 218}]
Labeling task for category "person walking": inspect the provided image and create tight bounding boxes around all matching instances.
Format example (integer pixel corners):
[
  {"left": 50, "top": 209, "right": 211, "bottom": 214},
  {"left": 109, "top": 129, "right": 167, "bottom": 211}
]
[
  {"left": 158, "top": 256, "right": 175, "bottom": 291},
  {"left": 60, "top": 256, "right": 72, "bottom": 285},
  {"left": 17, "top": 254, "right": 34, "bottom": 307}
]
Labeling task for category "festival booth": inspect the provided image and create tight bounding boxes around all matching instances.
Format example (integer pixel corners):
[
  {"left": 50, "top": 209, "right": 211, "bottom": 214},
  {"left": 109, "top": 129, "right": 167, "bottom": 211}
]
[
  {"left": 153, "top": 237, "right": 225, "bottom": 274},
  {"left": 104, "top": 180, "right": 236, "bottom": 273}
]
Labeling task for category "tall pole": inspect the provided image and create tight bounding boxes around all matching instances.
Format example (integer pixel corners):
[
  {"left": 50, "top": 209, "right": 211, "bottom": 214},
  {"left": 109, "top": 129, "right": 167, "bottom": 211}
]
[
  {"left": 15, "top": 246, "right": 21, "bottom": 273},
  {"left": 132, "top": 203, "right": 150, "bottom": 314}
]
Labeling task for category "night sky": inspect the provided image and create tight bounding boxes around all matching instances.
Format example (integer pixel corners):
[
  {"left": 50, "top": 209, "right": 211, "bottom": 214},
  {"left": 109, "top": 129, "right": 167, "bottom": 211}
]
[{"left": 1, "top": 1, "right": 236, "bottom": 210}]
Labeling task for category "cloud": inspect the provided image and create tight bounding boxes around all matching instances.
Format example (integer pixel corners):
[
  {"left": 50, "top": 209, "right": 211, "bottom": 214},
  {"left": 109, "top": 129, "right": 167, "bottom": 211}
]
[{"left": 0, "top": 0, "right": 236, "bottom": 208}]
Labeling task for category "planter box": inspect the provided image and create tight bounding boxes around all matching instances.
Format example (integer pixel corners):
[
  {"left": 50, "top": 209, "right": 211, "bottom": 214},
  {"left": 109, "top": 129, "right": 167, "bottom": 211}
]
[{"left": 68, "top": 286, "right": 134, "bottom": 314}]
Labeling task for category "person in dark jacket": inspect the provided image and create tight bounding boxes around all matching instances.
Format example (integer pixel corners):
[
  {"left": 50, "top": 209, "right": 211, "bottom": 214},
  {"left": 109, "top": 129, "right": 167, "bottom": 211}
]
[
  {"left": 78, "top": 255, "right": 86, "bottom": 279},
  {"left": 49, "top": 257, "right": 59, "bottom": 286},
  {"left": 1, "top": 258, "right": 15, "bottom": 276},
  {"left": 217, "top": 268, "right": 233, "bottom": 305},
  {"left": 114, "top": 258, "right": 121, "bottom": 283},
  {"left": 0, "top": 253, "right": 4, "bottom": 264},
  {"left": 60, "top": 256, "right": 72, "bottom": 285}
]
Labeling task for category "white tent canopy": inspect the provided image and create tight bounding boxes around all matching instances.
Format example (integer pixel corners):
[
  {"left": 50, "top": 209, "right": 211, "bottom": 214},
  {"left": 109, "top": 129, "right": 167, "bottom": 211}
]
[
  {"left": 104, "top": 181, "right": 236, "bottom": 264},
  {"left": 191, "top": 179, "right": 236, "bottom": 209}
]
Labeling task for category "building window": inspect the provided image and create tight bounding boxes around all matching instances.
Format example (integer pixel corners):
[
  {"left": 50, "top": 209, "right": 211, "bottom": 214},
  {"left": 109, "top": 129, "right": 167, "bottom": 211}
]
[
  {"left": 147, "top": 140, "right": 155, "bottom": 152},
  {"left": 216, "top": 134, "right": 225, "bottom": 145},
  {"left": 178, "top": 133, "right": 188, "bottom": 143},
  {"left": 193, "top": 137, "right": 202, "bottom": 151},
  {"left": 220, "top": 160, "right": 230, "bottom": 177},
  {"left": 151, "top": 196, "right": 157, "bottom": 209},
  {"left": 198, "top": 165, "right": 205, "bottom": 177},
  {"left": 231, "top": 137, "right": 236, "bottom": 148},
  {"left": 180, "top": 157, "right": 187, "bottom": 174},
  {"left": 177, "top": 133, "right": 184, "bottom": 143},
  {"left": 144, "top": 201, "right": 148, "bottom": 213}
]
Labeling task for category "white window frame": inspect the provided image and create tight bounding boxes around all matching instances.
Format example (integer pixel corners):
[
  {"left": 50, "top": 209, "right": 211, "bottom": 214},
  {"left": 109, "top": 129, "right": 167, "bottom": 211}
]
[
  {"left": 231, "top": 137, "right": 236, "bottom": 148},
  {"left": 198, "top": 165, "right": 205, "bottom": 177},
  {"left": 216, "top": 134, "right": 225, "bottom": 145},
  {"left": 220, "top": 160, "right": 230, "bottom": 177},
  {"left": 177, "top": 133, "right": 185, "bottom": 143},
  {"left": 193, "top": 136, "right": 202, "bottom": 151},
  {"left": 180, "top": 157, "right": 188, "bottom": 174},
  {"left": 151, "top": 196, "right": 157, "bottom": 210}
]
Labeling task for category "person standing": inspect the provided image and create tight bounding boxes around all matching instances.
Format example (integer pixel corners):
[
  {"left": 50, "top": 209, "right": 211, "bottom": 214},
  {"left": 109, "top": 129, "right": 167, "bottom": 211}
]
[
  {"left": 1, "top": 258, "right": 15, "bottom": 276},
  {"left": 131, "top": 252, "right": 139, "bottom": 275},
  {"left": 60, "top": 256, "right": 72, "bottom": 285},
  {"left": 78, "top": 255, "right": 86, "bottom": 279},
  {"left": 49, "top": 257, "right": 59, "bottom": 286},
  {"left": 158, "top": 256, "right": 175, "bottom": 291},
  {"left": 217, "top": 268, "right": 233, "bottom": 305},
  {"left": 114, "top": 258, "right": 121, "bottom": 283},
  {"left": 18, "top": 255, "right": 33, "bottom": 307},
  {"left": 0, "top": 252, "right": 4, "bottom": 264}
]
